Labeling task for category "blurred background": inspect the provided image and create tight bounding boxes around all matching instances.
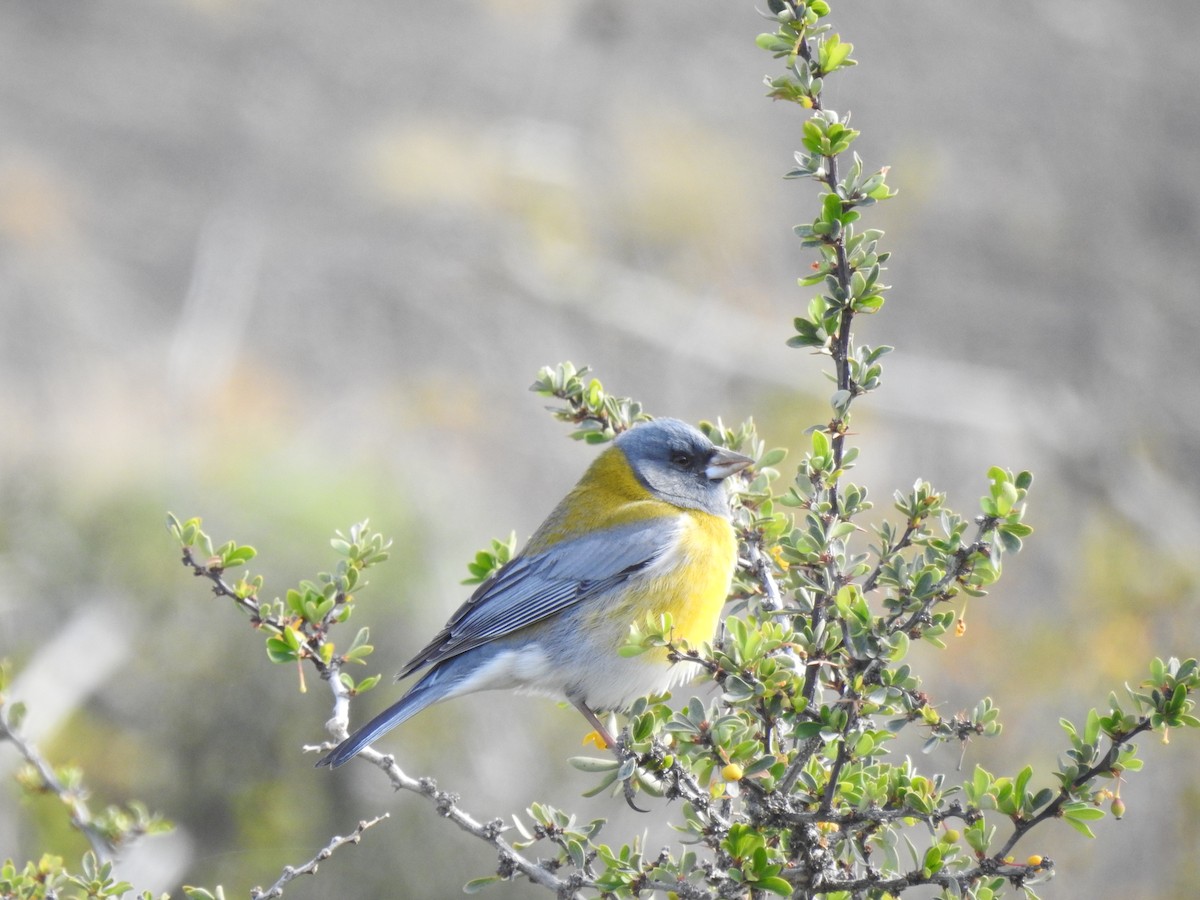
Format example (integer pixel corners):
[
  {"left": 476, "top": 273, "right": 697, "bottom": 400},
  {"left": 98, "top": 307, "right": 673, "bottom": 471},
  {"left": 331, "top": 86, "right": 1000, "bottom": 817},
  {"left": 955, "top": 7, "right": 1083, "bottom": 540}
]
[{"left": 1, "top": 0, "right": 1197, "bottom": 897}]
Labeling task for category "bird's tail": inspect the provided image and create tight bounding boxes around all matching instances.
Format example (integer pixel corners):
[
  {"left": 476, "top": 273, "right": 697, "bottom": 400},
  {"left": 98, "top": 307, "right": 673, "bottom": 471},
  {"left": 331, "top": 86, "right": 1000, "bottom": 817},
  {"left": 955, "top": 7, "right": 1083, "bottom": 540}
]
[{"left": 315, "top": 672, "right": 445, "bottom": 768}]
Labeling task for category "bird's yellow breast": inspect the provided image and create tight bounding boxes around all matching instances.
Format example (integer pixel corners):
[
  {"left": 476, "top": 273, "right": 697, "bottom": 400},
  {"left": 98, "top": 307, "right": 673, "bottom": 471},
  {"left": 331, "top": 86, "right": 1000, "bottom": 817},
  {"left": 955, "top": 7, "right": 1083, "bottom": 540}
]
[{"left": 621, "top": 509, "right": 737, "bottom": 648}]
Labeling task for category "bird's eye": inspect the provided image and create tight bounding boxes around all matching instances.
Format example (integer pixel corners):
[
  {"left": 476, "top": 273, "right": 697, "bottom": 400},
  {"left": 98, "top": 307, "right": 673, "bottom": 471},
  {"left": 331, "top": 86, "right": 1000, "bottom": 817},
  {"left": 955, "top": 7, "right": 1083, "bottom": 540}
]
[{"left": 670, "top": 451, "right": 693, "bottom": 468}]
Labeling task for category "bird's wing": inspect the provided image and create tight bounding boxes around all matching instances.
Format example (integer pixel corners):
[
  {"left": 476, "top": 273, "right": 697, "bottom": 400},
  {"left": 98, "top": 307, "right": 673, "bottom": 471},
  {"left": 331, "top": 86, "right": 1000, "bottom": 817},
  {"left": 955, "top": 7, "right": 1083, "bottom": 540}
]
[{"left": 397, "top": 515, "right": 681, "bottom": 677}]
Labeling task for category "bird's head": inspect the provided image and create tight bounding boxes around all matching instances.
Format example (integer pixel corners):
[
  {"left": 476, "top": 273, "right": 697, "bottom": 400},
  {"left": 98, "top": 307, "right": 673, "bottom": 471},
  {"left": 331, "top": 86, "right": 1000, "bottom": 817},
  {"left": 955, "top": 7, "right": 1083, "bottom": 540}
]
[{"left": 615, "top": 418, "right": 753, "bottom": 517}]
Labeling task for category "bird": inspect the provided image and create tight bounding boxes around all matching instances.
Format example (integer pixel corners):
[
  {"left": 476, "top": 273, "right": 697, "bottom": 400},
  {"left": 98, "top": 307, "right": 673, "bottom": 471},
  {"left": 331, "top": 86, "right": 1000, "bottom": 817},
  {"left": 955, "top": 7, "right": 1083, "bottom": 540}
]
[{"left": 316, "top": 417, "right": 753, "bottom": 768}]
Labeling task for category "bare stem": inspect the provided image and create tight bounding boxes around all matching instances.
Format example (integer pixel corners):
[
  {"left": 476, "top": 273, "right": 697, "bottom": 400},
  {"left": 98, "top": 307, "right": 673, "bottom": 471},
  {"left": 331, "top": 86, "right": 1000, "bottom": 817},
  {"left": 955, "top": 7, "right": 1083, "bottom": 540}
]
[
  {"left": 249, "top": 815, "right": 390, "bottom": 900},
  {"left": 0, "top": 704, "right": 115, "bottom": 861}
]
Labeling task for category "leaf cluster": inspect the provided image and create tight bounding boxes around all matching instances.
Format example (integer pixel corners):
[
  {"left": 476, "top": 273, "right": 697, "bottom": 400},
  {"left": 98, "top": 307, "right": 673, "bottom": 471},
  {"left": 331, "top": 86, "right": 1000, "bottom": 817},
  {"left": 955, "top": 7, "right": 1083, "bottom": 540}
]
[
  {"left": 166, "top": 515, "right": 390, "bottom": 697},
  {"left": 0, "top": 664, "right": 172, "bottom": 900},
  {"left": 531, "top": 362, "right": 649, "bottom": 442}
]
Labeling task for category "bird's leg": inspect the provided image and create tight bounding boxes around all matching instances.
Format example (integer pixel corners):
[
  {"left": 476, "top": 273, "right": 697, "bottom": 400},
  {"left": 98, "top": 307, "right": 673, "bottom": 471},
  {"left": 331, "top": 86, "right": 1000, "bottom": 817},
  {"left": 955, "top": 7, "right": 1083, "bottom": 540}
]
[
  {"left": 570, "top": 698, "right": 653, "bottom": 813},
  {"left": 571, "top": 698, "right": 618, "bottom": 750}
]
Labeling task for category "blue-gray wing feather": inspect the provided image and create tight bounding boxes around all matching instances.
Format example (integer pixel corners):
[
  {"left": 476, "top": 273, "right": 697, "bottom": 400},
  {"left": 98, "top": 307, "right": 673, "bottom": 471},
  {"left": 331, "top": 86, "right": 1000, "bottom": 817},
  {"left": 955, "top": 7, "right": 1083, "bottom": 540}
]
[{"left": 398, "top": 516, "right": 679, "bottom": 677}]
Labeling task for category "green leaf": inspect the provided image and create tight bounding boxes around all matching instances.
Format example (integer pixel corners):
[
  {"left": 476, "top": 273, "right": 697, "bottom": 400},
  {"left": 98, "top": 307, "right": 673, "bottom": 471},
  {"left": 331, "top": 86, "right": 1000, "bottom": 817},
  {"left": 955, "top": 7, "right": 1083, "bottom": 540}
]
[
  {"left": 1062, "top": 816, "right": 1098, "bottom": 839},
  {"left": 568, "top": 757, "right": 619, "bottom": 773},
  {"left": 1030, "top": 788, "right": 1054, "bottom": 811},
  {"left": 265, "top": 634, "right": 299, "bottom": 664},
  {"left": 1062, "top": 802, "right": 1105, "bottom": 838},
  {"left": 811, "top": 428, "right": 831, "bottom": 457},
  {"left": 756, "top": 33, "right": 795, "bottom": 54},
  {"left": 464, "top": 876, "right": 503, "bottom": 893},
  {"left": 1084, "top": 708, "right": 1101, "bottom": 745},
  {"left": 6, "top": 700, "right": 26, "bottom": 731},
  {"left": 819, "top": 34, "right": 854, "bottom": 72},
  {"left": 760, "top": 447, "right": 787, "bottom": 467},
  {"left": 758, "top": 875, "right": 794, "bottom": 896},
  {"left": 792, "top": 721, "right": 826, "bottom": 739}
]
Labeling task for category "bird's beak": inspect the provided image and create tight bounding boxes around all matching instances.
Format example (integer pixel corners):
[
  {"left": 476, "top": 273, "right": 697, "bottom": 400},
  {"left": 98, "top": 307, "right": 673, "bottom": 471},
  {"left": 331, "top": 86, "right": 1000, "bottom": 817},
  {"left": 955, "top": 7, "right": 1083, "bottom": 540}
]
[{"left": 706, "top": 447, "right": 754, "bottom": 481}]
